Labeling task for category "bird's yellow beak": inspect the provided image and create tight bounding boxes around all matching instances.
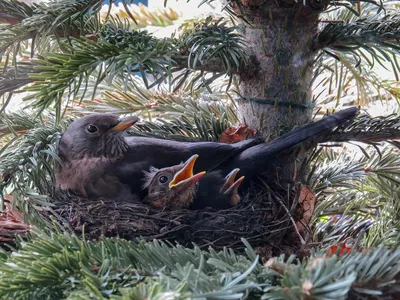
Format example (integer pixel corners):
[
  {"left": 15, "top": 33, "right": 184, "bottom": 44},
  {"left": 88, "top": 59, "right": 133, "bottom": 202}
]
[
  {"left": 221, "top": 168, "right": 245, "bottom": 194},
  {"left": 223, "top": 176, "right": 245, "bottom": 195},
  {"left": 109, "top": 115, "right": 140, "bottom": 132},
  {"left": 169, "top": 154, "right": 206, "bottom": 188},
  {"left": 220, "top": 168, "right": 240, "bottom": 193}
]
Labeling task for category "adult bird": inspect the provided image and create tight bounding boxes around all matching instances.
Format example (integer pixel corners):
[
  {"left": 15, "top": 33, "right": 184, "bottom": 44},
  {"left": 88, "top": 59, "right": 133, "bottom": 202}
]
[
  {"left": 54, "top": 114, "right": 141, "bottom": 201},
  {"left": 142, "top": 154, "right": 244, "bottom": 210},
  {"left": 55, "top": 107, "right": 358, "bottom": 201},
  {"left": 55, "top": 114, "right": 259, "bottom": 201}
]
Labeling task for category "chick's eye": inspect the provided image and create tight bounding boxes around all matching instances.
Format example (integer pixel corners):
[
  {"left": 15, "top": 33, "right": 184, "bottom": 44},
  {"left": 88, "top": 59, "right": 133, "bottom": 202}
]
[
  {"left": 159, "top": 176, "right": 168, "bottom": 184},
  {"left": 86, "top": 124, "right": 98, "bottom": 133}
]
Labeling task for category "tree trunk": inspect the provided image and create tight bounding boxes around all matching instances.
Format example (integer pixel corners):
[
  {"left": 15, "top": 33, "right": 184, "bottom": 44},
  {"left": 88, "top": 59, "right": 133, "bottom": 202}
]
[
  {"left": 236, "top": 4, "right": 320, "bottom": 139},
  {"left": 234, "top": 3, "right": 321, "bottom": 190}
]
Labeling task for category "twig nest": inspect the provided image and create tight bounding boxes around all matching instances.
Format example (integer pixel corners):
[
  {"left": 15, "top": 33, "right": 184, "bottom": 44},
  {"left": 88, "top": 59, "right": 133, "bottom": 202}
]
[{"left": 40, "top": 183, "right": 310, "bottom": 257}]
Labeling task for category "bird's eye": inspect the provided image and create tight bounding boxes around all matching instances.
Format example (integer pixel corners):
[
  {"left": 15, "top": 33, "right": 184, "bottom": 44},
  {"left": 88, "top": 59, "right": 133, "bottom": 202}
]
[
  {"left": 159, "top": 176, "right": 169, "bottom": 184},
  {"left": 86, "top": 124, "right": 99, "bottom": 134}
]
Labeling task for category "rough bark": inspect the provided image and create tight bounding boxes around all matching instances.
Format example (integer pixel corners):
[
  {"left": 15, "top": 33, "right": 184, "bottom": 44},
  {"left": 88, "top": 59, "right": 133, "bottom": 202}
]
[
  {"left": 230, "top": 2, "right": 323, "bottom": 194},
  {"left": 235, "top": 4, "right": 320, "bottom": 139}
]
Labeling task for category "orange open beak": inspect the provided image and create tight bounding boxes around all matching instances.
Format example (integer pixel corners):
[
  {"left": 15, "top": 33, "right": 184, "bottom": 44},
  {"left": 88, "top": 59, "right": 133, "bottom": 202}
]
[
  {"left": 169, "top": 154, "right": 206, "bottom": 188},
  {"left": 220, "top": 168, "right": 245, "bottom": 194},
  {"left": 221, "top": 168, "right": 240, "bottom": 193},
  {"left": 109, "top": 115, "right": 139, "bottom": 132},
  {"left": 224, "top": 175, "right": 245, "bottom": 195}
]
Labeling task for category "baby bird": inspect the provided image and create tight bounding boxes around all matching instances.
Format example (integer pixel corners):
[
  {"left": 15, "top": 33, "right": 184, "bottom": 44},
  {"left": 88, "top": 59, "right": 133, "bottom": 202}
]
[
  {"left": 191, "top": 168, "right": 244, "bottom": 210},
  {"left": 141, "top": 155, "right": 206, "bottom": 210},
  {"left": 142, "top": 154, "right": 245, "bottom": 210}
]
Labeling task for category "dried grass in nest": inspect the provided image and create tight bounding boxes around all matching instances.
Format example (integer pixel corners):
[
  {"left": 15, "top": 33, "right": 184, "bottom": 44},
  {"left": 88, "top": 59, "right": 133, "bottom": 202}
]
[
  {"left": 0, "top": 195, "right": 31, "bottom": 248},
  {"left": 41, "top": 182, "right": 307, "bottom": 255}
]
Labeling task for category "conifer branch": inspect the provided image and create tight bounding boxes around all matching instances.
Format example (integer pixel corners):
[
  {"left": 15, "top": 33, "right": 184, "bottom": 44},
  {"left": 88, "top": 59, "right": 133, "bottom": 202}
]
[
  {"left": 0, "top": 232, "right": 398, "bottom": 299},
  {"left": 312, "top": 9, "right": 400, "bottom": 81},
  {"left": 189, "top": 0, "right": 383, "bottom": 22},
  {"left": 0, "top": 63, "right": 36, "bottom": 98},
  {"left": 2, "top": 19, "right": 250, "bottom": 113},
  {"left": 326, "top": 111, "right": 400, "bottom": 145},
  {"left": 313, "top": 12, "right": 400, "bottom": 52},
  {"left": 264, "top": 247, "right": 400, "bottom": 299},
  {"left": 0, "top": 0, "right": 180, "bottom": 52},
  {"left": 0, "top": 0, "right": 103, "bottom": 51},
  {"left": 0, "top": 2, "right": 252, "bottom": 113},
  {"left": 308, "top": 144, "right": 400, "bottom": 250},
  {"left": 0, "top": 111, "right": 66, "bottom": 197},
  {"left": 0, "top": 233, "right": 263, "bottom": 299}
]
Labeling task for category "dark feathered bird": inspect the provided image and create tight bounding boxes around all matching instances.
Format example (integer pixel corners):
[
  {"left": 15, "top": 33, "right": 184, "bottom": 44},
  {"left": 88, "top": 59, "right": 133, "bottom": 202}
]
[
  {"left": 213, "top": 108, "right": 359, "bottom": 191},
  {"left": 55, "top": 114, "right": 260, "bottom": 200},
  {"left": 55, "top": 113, "right": 140, "bottom": 201},
  {"left": 55, "top": 107, "right": 358, "bottom": 201},
  {"left": 142, "top": 155, "right": 244, "bottom": 210},
  {"left": 190, "top": 168, "right": 245, "bottom": 209},
  {"left": 114, "top": 133, "right": 261, "bottom": 200}
]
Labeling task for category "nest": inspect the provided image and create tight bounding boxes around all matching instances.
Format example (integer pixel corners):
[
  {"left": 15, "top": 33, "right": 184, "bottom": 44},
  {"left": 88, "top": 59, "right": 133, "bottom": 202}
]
[
  {"left": 0, "top": 150, "right": 316, "bottom": 257},
  {"left": 39, "top": 181, "right": 313, "bottom": 256}
]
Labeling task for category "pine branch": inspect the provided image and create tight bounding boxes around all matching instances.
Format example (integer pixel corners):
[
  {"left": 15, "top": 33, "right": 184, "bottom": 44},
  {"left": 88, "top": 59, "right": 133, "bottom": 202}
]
[
  {"left": 312, "top": 8, "right": 400, "bottom": 87},
  {"left": 327, "top": 111, "right": 400, "bottom": 144},
  {"left": 178, "top": 17, "right": 250, "bottom": 73},
  {"left": 313, "top": 213, "right": 373, "bottom": 246},
  {"left": 0, "top": 62, "right": 36, "bottom": 98},
  {"left": 0, "top": 111, "right": 66, "bottom": 197},
  {"left": 307, "top": 149, "right": 366, "bottom": 196},
  {"left": 0, "top": 230, "right": 398, "bottom": 299},
  {"left": 307, "top": 144, "right": 400, "bottom": 251},
  {"left": 309, "top": 143, "right": 400, "bottom": 207},
  {"left": 10, "top": 20, "right": 250, "bottom": 113},
  {"left": 191, "top": 0, "right": 383, "bottom": 20},
  {"left": 0, "top": 12, "right": 252, "bottom": 113},
  {"left": 313, "top": 12, "right": 400, "bottom": 52},
  {"left": 0, "top": 0, "right": 38, "bottom": 23},
  {"left": 0, "top": 233, "right": 263, "bottom": 299},
  {"left": 313, "top": 52, "right": 400, "bottom": 107},
  {"left": 263, "top": 247, "right": 400, "bottom": 299},
  {"left": 0, "top": 0, "right": 180, "bottom": 55},
  {"left": 0, "top": 0, "right": 103, "bottom": 52},
  {"left": 21, "top": 34, "right": 176, "bottom": 112},
  {"left": 311, "top": 3, "right": 400, "bottom": 107}
]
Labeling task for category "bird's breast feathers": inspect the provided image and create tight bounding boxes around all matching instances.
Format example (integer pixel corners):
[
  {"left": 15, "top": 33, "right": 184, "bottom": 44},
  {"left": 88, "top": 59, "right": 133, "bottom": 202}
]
[{"left": 55, "top": 156, "right": 121, "bottom": 197}]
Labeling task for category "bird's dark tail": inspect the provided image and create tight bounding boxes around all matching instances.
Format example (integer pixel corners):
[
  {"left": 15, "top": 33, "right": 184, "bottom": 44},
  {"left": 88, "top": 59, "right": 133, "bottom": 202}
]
[{"left": 218, "top": 106, "right": 359, "bottom": 174}]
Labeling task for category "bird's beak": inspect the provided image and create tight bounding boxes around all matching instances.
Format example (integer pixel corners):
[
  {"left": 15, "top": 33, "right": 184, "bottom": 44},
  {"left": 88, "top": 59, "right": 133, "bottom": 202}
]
[
  {"left": 169, "top": 154, "right": 206, "bottom": 188},
  {"left": 223, "top": 175, "right": 245, "bottom": 195},
  {"left": 221, "top": 168, "right": 245, "bottom": 194},
  {"left": 109, "top": 115, "right": 140, "bottom": 132},
  {"left": 221, "top": 168, "right": 240, "bottom": 193}
]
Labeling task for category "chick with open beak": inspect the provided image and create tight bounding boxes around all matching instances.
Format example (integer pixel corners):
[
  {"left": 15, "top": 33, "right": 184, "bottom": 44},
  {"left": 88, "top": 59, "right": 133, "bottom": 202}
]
[
  {"left": 142, "top": 155, "right": 206, "bottom": 210},
  {"left": 220, "top": 168, "right": 245, "bottom": 206},
  {"left": 191, "top": 167, "right": 245, "bottom": 210},
  {"left": 142, "top": 154, "right": 245, "bottom": 210}
]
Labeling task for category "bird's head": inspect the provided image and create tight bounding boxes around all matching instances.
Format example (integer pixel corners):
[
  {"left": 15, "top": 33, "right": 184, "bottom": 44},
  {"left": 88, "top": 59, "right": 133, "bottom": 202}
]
[
  {"left": 142, "top": 154, "right": 206, "bottom": 209},
  {"left": 59, "top": 113, "right": 139, "bottom": 160},
  {"left": 220, "top": 168, "right": 245, "bottom": 206}
]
